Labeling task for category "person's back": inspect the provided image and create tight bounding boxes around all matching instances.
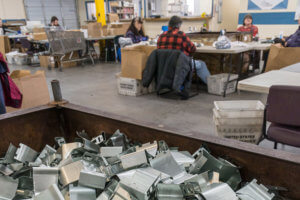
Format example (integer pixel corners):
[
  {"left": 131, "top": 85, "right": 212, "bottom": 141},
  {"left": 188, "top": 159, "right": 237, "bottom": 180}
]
[
  {"left": 157, "top": 16, "right": 210, "bottom": 85},
  {"left": 157, "top": 16, "right": 196, "bottom": 56}
]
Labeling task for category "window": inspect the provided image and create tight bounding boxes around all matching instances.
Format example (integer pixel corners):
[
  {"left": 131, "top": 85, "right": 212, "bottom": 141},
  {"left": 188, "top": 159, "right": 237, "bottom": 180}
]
[{"left": 86, "top": 1, "right": 97, "bottom": 21}]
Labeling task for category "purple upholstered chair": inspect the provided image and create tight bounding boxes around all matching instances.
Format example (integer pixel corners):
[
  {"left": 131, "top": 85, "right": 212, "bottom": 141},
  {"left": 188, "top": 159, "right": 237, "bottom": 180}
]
[{"left": 261, "top": 85, "right": 300, "bottom": 149}]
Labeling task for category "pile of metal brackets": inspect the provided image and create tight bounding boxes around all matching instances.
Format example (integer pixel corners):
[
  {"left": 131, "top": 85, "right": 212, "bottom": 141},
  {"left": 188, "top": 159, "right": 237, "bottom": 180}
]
[{"left": 0, "top": 130, "right": 275, "bottom": 200}]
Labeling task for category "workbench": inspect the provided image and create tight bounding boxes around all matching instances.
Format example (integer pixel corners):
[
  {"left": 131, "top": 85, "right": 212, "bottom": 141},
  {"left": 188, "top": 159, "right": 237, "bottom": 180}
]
[
  {"left": 195, "top": 43, "right": 271, "bottom": 97},
  {"left": 238, "top": 70, "right": 300, "bottom": 94}
]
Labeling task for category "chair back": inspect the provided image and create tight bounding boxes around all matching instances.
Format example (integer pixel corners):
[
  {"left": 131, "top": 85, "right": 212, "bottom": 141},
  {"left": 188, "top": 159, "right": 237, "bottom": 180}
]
[{"left": 267, "top": 85, "right": 300, "bottom": 126}]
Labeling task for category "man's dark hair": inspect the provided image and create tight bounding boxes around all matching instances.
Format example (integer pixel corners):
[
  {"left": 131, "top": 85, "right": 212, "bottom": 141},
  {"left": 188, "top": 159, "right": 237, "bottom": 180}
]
[
  {"left": 51, "top": 16, "right": 58, "bottom": 23},
  {"left": 127, "top": 17, "right": 145, "bottom": 37},
  {"left": 243, "top": 14, "right": 253, "bottom": 26},
  {"left": 169, "top": 16, "right": 182, "bottom": 29}
]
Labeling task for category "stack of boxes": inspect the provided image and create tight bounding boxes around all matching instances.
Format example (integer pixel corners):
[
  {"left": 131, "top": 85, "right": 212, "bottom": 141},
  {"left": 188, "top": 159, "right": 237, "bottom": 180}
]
[
  {"left": 118, "top": 45, "right": 157, "bottom": 96},
  {"left": 213, "top": 100, "right": 265, "bottom": 144}
]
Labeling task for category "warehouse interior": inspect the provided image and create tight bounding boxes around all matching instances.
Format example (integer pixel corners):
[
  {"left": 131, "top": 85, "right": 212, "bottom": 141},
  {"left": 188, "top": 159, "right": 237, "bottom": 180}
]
[{"left": 0, "top": 0, "right": 300, "bottom": 199}]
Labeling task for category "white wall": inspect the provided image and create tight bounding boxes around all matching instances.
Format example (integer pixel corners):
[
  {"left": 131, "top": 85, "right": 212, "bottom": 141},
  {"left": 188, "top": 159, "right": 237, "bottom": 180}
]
[
  {"left": 239, "top": 0, "right": 299, "bottom": 38},
  {"left": 0, "top": 0, "right": 26, "bottom": 19}
]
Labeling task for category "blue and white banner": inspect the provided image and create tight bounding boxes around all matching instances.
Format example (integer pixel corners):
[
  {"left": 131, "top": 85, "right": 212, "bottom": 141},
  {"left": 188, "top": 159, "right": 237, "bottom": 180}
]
[{"left": 248, "top": 0, "right": 288, "bottom": 10}]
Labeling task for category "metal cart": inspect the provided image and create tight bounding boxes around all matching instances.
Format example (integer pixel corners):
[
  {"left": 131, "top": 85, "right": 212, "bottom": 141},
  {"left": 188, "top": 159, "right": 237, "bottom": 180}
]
[{"left": 45, "top": 28, "right": 94, "bottom": 71}]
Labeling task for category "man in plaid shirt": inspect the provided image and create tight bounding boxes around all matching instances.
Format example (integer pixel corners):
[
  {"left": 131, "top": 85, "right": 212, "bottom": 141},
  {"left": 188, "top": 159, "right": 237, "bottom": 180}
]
[{"left": 157, "top": 16, "right": 210, "bottom": 84}]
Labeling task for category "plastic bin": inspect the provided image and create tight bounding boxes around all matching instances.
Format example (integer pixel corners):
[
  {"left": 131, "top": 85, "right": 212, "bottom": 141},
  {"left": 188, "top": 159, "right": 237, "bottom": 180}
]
[
  {"left": 15, "top": 53, "right": 29, "bottom": 65},
  {"left": 214, "top": 117, "right": 262, "bottom": 144},
  {"left": 5, "top": 51, "right": 18, "bottom": 64},
  {"left": 207, "top": 73, "right": 238, "bottom": 95},
  {"left": 214, "top": 100, "right": 265, "bottom": 118},
  {"left": 213, "top": 109, "right": 263, "bottom": 125}
]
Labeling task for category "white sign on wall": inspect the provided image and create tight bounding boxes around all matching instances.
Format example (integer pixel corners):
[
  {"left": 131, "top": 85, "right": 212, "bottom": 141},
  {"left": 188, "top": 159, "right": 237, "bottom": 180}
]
[{"left": 296, "top": 0, "right": 300, "bottom": 20}]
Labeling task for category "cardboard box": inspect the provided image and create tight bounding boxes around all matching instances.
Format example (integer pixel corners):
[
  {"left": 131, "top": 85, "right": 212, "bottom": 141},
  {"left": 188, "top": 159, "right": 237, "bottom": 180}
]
[
  {"left": 39, "top": 55, "right": 53, "bottom": 68},
  {"left": 6, "top": 70, "right": 50, "bottom": 112},
  {"left": 108, "top": 13, "right": 120, "bottom": 23},
  {"left": 0, "top": 36, "right": 11, "bottom": 57},
  {"left": 108, "top": 23, "right": 130, "bottom": 36},
  {"left": 32, "top": 27, "right": 45, "bottom": 33},
  {"left": 265, "top": 45, "right": 300, "bottom": 72},
  {"left": 121, "top": 45, "right": 157, "bottom": 80},
  {"left": 33, "top": 32, "right": 48, "bottom": 41},
  {"left": 88, "top": 22, "right": 102, "bottom": 38}
]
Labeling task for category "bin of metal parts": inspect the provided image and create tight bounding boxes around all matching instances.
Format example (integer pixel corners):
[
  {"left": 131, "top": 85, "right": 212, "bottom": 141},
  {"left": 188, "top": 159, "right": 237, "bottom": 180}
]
[
  {"left": 0, "top": 130, "right": 276, "bottom": 200},
  {"left": 0, "top": 103, "right": 298, "bottom": 199}
]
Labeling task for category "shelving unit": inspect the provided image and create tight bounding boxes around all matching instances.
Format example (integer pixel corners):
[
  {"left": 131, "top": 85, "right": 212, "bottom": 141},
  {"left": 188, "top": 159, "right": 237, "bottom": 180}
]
[{"left": 110, "top": 1, "right": 135, "bottom": 20}]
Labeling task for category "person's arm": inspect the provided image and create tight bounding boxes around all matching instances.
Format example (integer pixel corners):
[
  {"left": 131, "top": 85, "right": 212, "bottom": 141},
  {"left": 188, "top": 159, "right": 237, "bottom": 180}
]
[
  {"left": 126, "top": 31, "right": 141, "bottom": 43},
  {"left": 252, "top": 26, "right": 258, "bottom": 37},
  {"left": 182, "top": 33, "right": 196, "bottom": 54}
]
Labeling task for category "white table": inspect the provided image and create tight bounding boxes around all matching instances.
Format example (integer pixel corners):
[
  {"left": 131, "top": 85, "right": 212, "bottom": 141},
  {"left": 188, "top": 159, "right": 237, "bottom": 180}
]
[
  {"left": 238, "top": 70, "right": 300, "bottom": 94},
  {"left": 195, "top": 46, "right": 253, "bottom": 97},
  {"left": 196, "top": 46, "right": 252, "bottom": 54},
  {"left": 85, "top": 35, "right": 115, "bottom": 41},
  {"left": 8, "top": 34, "right": 28, "bottom": 39}
]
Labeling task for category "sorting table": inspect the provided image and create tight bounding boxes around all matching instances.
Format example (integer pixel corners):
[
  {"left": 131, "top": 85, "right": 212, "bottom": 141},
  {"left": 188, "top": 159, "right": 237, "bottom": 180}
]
[
  {"left": 238, "top": 70, "right": 300, "bottom": 94},
  {"left": 195, "top": 46, "right": 252, "bottom": 97},
  {"left": 194, "top": 43, "right": 271, "bottom": 97}
]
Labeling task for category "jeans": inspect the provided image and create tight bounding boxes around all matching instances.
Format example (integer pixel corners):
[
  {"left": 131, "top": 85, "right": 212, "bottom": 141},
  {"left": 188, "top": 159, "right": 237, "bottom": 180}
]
[
  {"left": 194, "top": 60, "right": 211, "bottom": 84},
  {"left": 0, "top": 80, "right": 6, "bottom": 114}
]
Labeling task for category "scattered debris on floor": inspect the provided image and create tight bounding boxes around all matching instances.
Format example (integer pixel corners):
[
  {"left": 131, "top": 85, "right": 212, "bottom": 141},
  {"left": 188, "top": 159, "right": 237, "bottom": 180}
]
[{"left": 0, "top": 130, "right": 276, "bottom": 200}]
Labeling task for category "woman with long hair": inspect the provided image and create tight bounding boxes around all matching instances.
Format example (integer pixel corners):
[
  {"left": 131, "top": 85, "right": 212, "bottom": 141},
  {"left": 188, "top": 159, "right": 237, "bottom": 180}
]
[{"left": 126, "top": 17, "right": 148, "bottom": 43}]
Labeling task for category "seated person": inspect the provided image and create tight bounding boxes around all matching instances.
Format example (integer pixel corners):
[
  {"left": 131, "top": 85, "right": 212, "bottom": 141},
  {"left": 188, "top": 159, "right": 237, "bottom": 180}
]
[
  {"left": 237, "top": 14, "right": 259, "bottom": 38},
  {"left": 49, "top": 16, "right": 64, "bottom": 30},
  {"left": 126, "top": 17, "right": 148, "bottom": 43},
  {"left": 273, "top": 18, "right": 300, "bottom": 48},
  {"left": 285, "top": 18, "right": 300, "bottom": 47},
  {"left": 157, "top": 16, "right": 210, "bottom": 84},
  {"left": 0, "top": 18, "right": 6, "bottom": 35}
]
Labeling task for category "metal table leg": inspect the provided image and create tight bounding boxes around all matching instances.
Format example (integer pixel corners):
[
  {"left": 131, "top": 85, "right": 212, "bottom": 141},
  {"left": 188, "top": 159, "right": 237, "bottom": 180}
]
[{"left": 223, "top": 54, "right": 233, "bottom": 97}]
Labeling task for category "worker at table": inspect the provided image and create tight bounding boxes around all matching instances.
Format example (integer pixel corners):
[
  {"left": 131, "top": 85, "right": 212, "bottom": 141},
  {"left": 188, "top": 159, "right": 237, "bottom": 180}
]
[
  {"left": 125, "top": 17, "right": 148, "bottom": 43},
  {"left": 237, "top": 14, "right": 259, "bottom": 38},
  {"left": 284, "top": 18, "right": 300, "bottom": 47},
  {"left": 157, "top": 16, "right": 211, "bottom": 84},
  {"left": 0, "top": 18, "right": 5, "bottom": 35},
  {"left": 49, "top": 16, "right": 64, "bottom": 30}
]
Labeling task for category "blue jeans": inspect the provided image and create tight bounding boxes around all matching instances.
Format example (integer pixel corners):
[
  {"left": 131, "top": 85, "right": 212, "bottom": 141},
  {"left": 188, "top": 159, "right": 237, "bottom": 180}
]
[
  {"left": 194, "top": 60, "right": 211, "bottom": 84},
  {"left": 0, "top": 80, "right": 6, "bottom": 114}
]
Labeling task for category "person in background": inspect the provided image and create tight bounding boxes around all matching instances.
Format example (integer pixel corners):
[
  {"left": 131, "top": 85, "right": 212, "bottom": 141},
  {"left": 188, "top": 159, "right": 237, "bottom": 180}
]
[
  {"left": 0, "top": 18, "right": 4, "bottom": 35},
  {"left": 284, "top": 18, "right": 300, "bottom": 47},
  {"left": 91, "top": 13, "right": 96, "bottom": 21},
  {"left": 49, "top": 16, "right": 64, "bottom": 30},
  {"left": 126, "top": 17, "right": 148, "bottom": 43},
  {"left": 157, "top": 16, "right": 211, "bottom": 84},
  {"left": 237, "top": 14, "right": 259, "bottom": 38}
]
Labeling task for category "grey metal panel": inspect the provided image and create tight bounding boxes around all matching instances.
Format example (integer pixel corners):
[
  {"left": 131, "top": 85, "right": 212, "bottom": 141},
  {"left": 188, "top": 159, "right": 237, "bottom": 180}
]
[{"left": 24, "top": 0, "right": 79, "bottom": 29}]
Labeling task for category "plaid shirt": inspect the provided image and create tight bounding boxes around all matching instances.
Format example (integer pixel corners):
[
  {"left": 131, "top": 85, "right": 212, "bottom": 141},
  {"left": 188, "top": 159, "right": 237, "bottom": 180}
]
[{"left": 157, "top": 28, "right": 196, "bottom": 56}]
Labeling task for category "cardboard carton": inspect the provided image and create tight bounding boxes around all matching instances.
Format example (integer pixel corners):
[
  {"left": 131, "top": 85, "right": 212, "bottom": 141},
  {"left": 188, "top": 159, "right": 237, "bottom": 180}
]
[
  {"left": 108, "top": 23, "right": 130, "bottom": 36},
  {"left": 121, "top": 45, "right": 157, "bottom": 80},
  {"left": 265, "top": 45, "right": 300, "bottom": 72},
  {"left": 0, "top": 36, "right": 11, "bottom": 57},
  {"left": 39, "top": 55, "right": 55, "bottom": 68},
  {"left": 32, "top": 27, "right": 45, "bottom": 33},
  {"left": 88, "top": 22, "right": 102, "bottom": 38},
  {"left": 33, "top": 32, "right": 48, "bottom": 41},
  {"left": 108, "top": 13, "right": 120, "bottom": 23},
  {"left": 6, "top": 70, "right": 50, "bottom": 112}
]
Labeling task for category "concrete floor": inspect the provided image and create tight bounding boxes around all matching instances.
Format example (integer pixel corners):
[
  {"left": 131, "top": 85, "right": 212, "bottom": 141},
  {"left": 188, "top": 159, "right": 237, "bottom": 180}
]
[{"left": 10, "top": 62, "right": 300, "bottom": 154}]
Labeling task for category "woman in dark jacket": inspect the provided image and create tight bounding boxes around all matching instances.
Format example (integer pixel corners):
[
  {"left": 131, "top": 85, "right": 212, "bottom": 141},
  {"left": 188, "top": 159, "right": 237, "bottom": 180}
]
[{"left": 126, "top": 17, "right": 148, "bottom": 43}]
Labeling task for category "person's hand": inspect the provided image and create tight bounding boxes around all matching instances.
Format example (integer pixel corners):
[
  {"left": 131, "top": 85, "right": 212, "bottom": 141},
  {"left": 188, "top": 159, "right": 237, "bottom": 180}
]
[{"left": 142, "top": 36, "right": 148, "bottom": 41}]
